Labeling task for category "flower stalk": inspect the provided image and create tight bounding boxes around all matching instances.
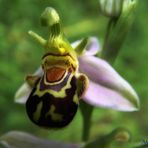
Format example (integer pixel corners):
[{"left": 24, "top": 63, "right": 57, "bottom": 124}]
[
  {"left": 102, "top": 0, "right": 138, "bottom": 63},
  {"left": 80, "top": 101, "right": 94, "bottom": 141}
]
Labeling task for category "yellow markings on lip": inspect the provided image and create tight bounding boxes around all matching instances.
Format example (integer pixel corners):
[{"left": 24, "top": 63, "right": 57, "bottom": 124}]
[
  {"left": 45, "top": 105, "right": 63, "bottom": 122},
  {"left": 33, "top": 101, "right": 43, "bottom": 122},
  {"left": 42, "top": 54, "right": 78, "bottom": 72},
  {"left": 33, "top": 74, "right": 73, "bottom": 98},
  {"left": 73, "top": 94, "right": 79, "bottom": 105},
  {"left": 42, "top": 54, "right": 73, "bottom": 66}
]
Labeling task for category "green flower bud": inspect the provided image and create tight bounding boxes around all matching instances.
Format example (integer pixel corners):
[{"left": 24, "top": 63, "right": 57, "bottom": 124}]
[
  {"left": 99, "top": 0, "right": 124, "bottom": 18},
  {"left": 40, "top": 7, "right": 61, "bottom": 37},
  {"left": 40, "top": 7, "right": 60, "bottom": 27}
]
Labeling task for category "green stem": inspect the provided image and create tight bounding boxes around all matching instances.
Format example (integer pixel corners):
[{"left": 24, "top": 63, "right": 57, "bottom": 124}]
[
  {"left": 102, "top": 18, "right": 116, "bottom": 61},
  {"left": 80, "top": 101, "right": 94, "bottom": 141}
]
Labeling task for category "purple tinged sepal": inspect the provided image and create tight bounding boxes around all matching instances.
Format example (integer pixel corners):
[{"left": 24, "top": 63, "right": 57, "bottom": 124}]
[
  {"left": 79, "top": 55, "right": 139, "bottom": 111},
  {"left": 15, "top": 82, "right": 32, "bottom": 104},
  {"left": 14, "top": 67, "right": 43, "bottom": 104}
]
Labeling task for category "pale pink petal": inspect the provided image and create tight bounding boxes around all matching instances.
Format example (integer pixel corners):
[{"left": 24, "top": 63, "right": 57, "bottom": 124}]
[
  {"left": 79, "top": 56, "right": 139, "bottom": 111},
  {"left": 84, "top": 81, "right": 138, "bottom": 111},
  {"left": 15, "top": 82, "right": 32, "bottom": 104},
  {"left": 34, "top": 66, "right": 43, "bottom": 76},
  {"left": 14, "top": 67, "right": 43, "bottom": 104}
]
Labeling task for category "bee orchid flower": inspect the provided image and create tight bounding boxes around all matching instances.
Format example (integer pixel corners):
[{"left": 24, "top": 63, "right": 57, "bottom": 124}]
[
  {"left": 15, "top": 36, "right": 139, "bottom": 112},
  {"left": 15, "top": 7, "right": 140, "bottom": 129}
]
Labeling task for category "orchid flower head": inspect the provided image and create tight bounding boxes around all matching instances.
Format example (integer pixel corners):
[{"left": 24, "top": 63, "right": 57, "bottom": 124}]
[
  {"left": 15, "top": 35, "right": 139, "bottom": 112},
  {"left": 15, "top": 6, "right": 139, "bottom": 129}
]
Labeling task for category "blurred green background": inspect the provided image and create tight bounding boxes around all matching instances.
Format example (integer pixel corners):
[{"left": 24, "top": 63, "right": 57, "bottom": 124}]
[{"left": 0, "top": 0, "right": 147, "bottom": 145}]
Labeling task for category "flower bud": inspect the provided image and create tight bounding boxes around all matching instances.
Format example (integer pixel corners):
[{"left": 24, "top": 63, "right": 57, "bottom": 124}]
[
  {"left": 99, "top": 0, "right": 124, "bottom": 18},
  {"left": 40, "top": 7, "right": 60, "bottom": 27}
]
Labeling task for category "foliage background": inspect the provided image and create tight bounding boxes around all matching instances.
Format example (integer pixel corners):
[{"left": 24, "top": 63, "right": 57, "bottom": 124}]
[{"left": 0, "top": 0, "right": 147, "bottom": 144}]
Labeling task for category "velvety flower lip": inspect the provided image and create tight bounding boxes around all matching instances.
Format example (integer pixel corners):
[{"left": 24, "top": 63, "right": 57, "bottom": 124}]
[{"left": 15, "top": 37, "right": 140, "bottom": 112}]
